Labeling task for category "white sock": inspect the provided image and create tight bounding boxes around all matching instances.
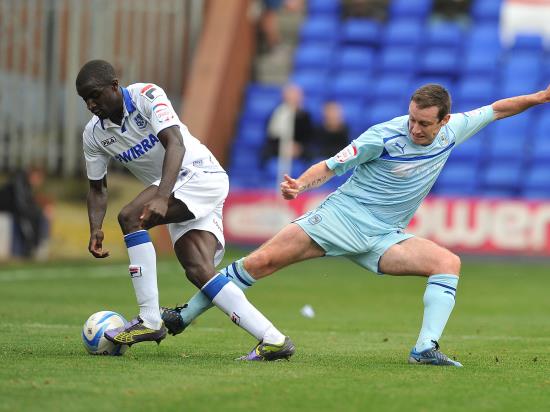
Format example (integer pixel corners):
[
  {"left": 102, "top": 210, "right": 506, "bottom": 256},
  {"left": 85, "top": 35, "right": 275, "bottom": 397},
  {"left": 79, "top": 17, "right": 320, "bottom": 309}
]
[
  {"left": 202, "top": 274, "right": 285, "bottom": 344},
  {"left": 415, "top": 274, "right": 459, "bottom": 352},
  {"left": 124, "top": 230, "right": 162, "bottom": 329}
]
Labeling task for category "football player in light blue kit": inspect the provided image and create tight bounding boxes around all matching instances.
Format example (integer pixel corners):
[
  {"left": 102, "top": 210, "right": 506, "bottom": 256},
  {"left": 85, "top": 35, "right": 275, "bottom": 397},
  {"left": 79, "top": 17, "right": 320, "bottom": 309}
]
[{"left": 162, "top": 83, "right": 550, "bottom": 364}]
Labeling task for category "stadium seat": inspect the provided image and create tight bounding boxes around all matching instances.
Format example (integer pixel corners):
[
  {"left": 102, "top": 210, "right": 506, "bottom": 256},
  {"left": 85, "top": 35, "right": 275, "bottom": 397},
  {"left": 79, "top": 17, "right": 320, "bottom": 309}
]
[
  {"left": 371, "top": 74, "right": 412, "bottom": 102},
  {"left": 418, "top": 48, "right": 459, "bottom": 77},
  {"left": 299, "top": 17, "right": 340, "bottom": 44},
  {"left": 363, "top": 102, "right": 403, "bottom": 128},
  {"left": 434, "top": 162, "right": 479, "bottom": 196},
  {"left": 454, "top": 77, "right": 496, "bottom": 105},
  {"left": 461, "top": 49, "right": 500, "bottom": 76},
  {"left": 293, "top": 44, "right": 334, "bottom": 71},
  {"left": 510, "top": 34, "right": 545, "bottom": 53},
  {"left": 425, "top": 22, "right": 464, "bottom": 49},
  {"left": 234, "top": 120, "right": 267, "bottom": 149},
  {"left": 481, "top": 162, "right": 522, "bottom": 192},
  {"left": 449, "top": 133, "right": 485, "bottom": 163},
  {"left": 333, "top": 46, "right": 376, "bottom": 73},
  {"left": 465, "top": 23, "right": 501, "bottom": 53},
  {"left": 290, "top": 69, "right": 328, "bottom": 99},
  {"left": 340, "top": 19, "right": 382, "bottom": 47},
  {"left": 524, "top": 165, "right": 550, "bottom": 192},
  {"left": 486, "top": 133, "right": 528, "bottom": 162},
  {"left": 307, "top": 0, "right": 341, "bottom": 17},
  {"left": 501, "top": 52, "right": 543, "bottom": 83},
  {"left": 241, "top": 93, "right": 280, "bottom": 125},
  {"left": 412, "top": 76, "right": 455, "bottom": 93},
  {"left": 470, "top": 0, "right": 502, "bottom": 23},
  {"left": 329, "top": 73, "right": 372, "bottom": 100},
  {"left": 336, "top": 100, "right": 366, "bottom": 130},
  {"left": 379, "top": 47, "right": 417, "bottom": 75},
  {"left": 389, "top": 0, "right": 433, "bottom": 21},
  {"left": 531, "top": 136, "right": 550, "bottom": 163},
  {"left": 382, "top": 19, "right": 424, "bottom": 48},
  {"left": 532, "top": 114, "right": 550, "bottom": 138},
  {"left": 501, "top": 76, "right": 539, "bottom": 98}
]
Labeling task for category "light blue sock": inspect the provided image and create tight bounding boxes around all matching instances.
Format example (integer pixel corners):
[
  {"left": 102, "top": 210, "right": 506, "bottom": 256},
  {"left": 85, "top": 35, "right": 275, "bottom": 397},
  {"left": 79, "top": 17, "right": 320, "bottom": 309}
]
[
  {"left": 179, "top": 258, "right": 256, "bottom": 325},
  {"left": 415, "top": 274, "right": 459, "bottom": 352}
]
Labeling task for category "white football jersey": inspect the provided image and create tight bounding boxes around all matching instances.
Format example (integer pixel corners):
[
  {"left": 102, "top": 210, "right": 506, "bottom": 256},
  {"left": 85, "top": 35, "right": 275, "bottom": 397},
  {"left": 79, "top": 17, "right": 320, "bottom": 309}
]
[{"left": 82, "top": 83, "right": 224, "bottom": 186}]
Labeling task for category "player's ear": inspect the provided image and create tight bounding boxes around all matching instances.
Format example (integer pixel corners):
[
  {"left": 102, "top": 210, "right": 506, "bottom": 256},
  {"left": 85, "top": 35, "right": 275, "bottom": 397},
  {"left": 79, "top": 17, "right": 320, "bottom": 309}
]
[
  {"left": 110, "top": 78, "right": 119, "bottom": 90},
  {"left": 440, "top": 113, "right": 451, "bottom": 126}
]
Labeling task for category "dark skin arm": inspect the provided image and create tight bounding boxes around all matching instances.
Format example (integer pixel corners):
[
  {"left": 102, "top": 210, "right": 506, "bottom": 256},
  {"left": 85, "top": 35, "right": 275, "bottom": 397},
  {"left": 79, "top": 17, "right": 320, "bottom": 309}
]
[
  {"left": 87, "top": 176, "right": 109, "bottom": 258},
  {"left": 140, "top": 125, "right": 186, "bottom": 228}
]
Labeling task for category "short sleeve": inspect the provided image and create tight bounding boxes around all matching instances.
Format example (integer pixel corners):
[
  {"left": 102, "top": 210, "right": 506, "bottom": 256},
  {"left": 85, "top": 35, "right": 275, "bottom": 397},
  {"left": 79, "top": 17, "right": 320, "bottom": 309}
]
[
  {"left": 137, "top": 84, "right": 180, "bottom": 135},
  {"left": 449, "top": 105, "right": 494, "bottom": 145},
  {"left": 83, "top": 124, "right": 110, "bottom": 181},
  {"left": 326, "top": 127, "right": 384, "bottom": 175}
]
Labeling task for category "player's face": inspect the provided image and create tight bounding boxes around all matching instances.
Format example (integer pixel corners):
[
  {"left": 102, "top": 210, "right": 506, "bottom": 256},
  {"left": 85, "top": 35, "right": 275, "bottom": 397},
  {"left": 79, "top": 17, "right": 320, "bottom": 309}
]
[
  {"left": 77, "top": 79, "right": 121, "bottom": 120},
  {"left": 408, "top": 101, "right": 450, "bottom": 146}
]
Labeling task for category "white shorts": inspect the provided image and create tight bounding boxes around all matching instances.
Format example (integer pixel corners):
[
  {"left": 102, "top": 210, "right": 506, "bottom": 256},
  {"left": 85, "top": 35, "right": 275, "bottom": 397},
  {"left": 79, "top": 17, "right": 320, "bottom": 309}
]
[{"left": 153, "top": 169, "right": 229, "bottom": 267}]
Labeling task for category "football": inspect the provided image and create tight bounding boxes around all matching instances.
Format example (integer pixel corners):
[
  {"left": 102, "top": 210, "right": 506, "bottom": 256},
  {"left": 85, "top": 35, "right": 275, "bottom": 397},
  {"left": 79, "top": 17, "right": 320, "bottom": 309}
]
[{"left": 82, "top": 311, "right": 128, "bottom": 356}]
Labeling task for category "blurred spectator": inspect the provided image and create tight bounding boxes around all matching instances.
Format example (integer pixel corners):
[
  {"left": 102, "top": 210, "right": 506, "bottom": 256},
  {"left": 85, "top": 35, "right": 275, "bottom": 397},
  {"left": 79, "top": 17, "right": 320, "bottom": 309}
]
[
  {"left": 432, "top": 0, "right": 471, "bottom": 21},
  {"left": 261, "top": 83, "right": 314, "bottom": 163},
  {"left": 0, "top": 168, "right": 50, "bottom": 258},
  {"left": 313, "top": 101, "right": 350, "bottom": 159},
  {"left": 342, "top": 0, "right": 389, "bottom": 21},
  {"left": 258, "top": 0, "right": 303, "bottom": 53}
]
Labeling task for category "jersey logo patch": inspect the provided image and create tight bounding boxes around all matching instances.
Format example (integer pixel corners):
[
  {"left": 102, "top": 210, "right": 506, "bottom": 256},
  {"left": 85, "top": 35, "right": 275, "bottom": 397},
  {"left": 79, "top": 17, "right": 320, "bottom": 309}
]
[
  {"left": 134, "top": 114, "right": 147, "bottom": 129},
  {"left": 308, "top": 214, "right": 322, "bottom": 225},
  {"left": 101, "top": 136, "right": 117, "bottom": 147},
  {"left": 153, "top": 103, "right": 174, "bottom": 123},
  {"left": 114, "top": 134, "right": 160, "bottom": 164},
  {"left": 394, "top": 142, "right": 406, "bottom": 154},
  {"left": 141, "top": 84, "right": 163, "bottom": 102},
  {"left": 335, "top": 143, "right": 357, "bottom": 163}
]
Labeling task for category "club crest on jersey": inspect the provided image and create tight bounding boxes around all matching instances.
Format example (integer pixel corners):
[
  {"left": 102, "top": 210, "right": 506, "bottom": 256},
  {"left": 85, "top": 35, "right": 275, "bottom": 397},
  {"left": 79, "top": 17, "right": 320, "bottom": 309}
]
[
  {"left": 134, "top": 114, "right": 146, "bottom": 129},
  {"left": 335, "top": 143, "right": 357, "bottom": 163},
  {"left": 308, "top": 214, "right": 322, "bottom": 225},
  {"left": 101, "top": 136, "right": 117, "bottom": 147},
  {"left": 440, "top": 132, "right": 449, "bottom": 146}
]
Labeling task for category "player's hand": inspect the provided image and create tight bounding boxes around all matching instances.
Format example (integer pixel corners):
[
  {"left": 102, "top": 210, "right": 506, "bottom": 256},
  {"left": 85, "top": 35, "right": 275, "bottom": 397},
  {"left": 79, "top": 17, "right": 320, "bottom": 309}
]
[
  {"left": 280, "top": 174, "right": 300, "bottom": 200},
  {"left": 140, "top": 196, "right": 169, "bottom": 229},
  {"left": 88, "top": 230, "right": 110, "bottom": 258},
  {"left": 540, "top": 84, "right": 550, "bottom": 103}
]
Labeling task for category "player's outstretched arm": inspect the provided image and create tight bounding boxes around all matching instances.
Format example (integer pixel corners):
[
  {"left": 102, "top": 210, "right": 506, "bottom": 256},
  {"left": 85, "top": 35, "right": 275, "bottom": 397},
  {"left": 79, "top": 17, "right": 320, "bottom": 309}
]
[
  {"left": 492, "top": 84, "right": 550, "bottom": 120},
  {"left": 280, "top": 160, "right": 335, "bottom": 200},
  {"left": 87, "top": 177, "right": 109, "bottom": 258}
]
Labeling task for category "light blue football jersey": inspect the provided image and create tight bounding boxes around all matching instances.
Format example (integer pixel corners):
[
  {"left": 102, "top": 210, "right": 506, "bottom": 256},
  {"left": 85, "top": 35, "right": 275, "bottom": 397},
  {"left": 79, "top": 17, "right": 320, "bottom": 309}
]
[{"left": 325, "top": 105, "right": 494, "bottom": 229}]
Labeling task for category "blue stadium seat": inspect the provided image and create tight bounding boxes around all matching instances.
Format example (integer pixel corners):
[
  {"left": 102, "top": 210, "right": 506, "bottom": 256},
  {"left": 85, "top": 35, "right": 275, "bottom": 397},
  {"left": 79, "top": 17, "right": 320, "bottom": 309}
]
[
  {"left": 241, "top": 93, "right": 280, "bottom": 124},
  {"left": 532, "top": 114, "right": 550, "bottom": 138},
  {"left": 461, "top": 49, "right": 500, "bottom": 76},
  {"left": 470, "top": 0, "right": 502, "bottom": 23},
  {"left": 510, "top": 34, "right": 544, "bottom": 53},
  {"left": 501, "top": 76, "right": 539, "bottom": 98},
  {"left": 299, "top": 17, "right": 340, "bottom": 44},
  {"left": 481, "top": 162, "right": 522, "bottom": 192},
  {"left": 340, "top": 19, "right": 381, "bottom": 47},
  {"left": 434, "top": 162, "right": 479, "bottom": 196},
  {"left": 419, "top": 48, "right": 459, "bottom": 76},
  {"left": 371, "top": 74, "right": 412, "bottom": 102},
  {"left": 290, "top": 69, "right": 328, "bottom": 99},
  {"left": 531, "top": 136, "right": 550, "bottom": 163},
  {"left": 329, "top": 73, "right": 371, "bottom": 100},
  {"left": 336, "top": 99, "right": 365, "bottom": 130},
  {"left": 363, "top": 102, "right": 403, "bottom": 128},
  {"left": 412, "top": 76, "right": 455, "bottom": 93},
  {"left": 465, "top": 23, "right": 501, "bottom": 53},
  {"left": 486, "top": 133, "right": 528, "bottom": 162},
  {"left": 293, "top": 44, "right": 334, "bottom": 71},
  {"left": 334, "top": 47, "right": 375, "bottom": 73},
  {"left": 454, "top": 77, "right": 496, "bottom": 105},
  {"left": 449, "top": 133, "right": 485, "bottom": 163},
  {"left": 524, "top": 165, "right": 550, "bottom": 193},
  {"left": 521, "top": 188, "right": 550, "bottom": 200},
  {"left": 379, "top": 47, "right": 417, "bottom": 75},
  {"left": 425, "top": 22, "right": 464, "bottom": 49},
  {"left": 382, "top": 19, "right": 424, "bottom": 47},
  {"left": 389, "top": 0, "right": 433, "bottom": 21},
  {"left": 234, "top": 120, "right": 267, "bottom": 149},
  {"left": 307, "top": 0, "right": 341, "bottom": 17},
  {"left": 501, "top": 52, "right": 543, "bottom": 83}
]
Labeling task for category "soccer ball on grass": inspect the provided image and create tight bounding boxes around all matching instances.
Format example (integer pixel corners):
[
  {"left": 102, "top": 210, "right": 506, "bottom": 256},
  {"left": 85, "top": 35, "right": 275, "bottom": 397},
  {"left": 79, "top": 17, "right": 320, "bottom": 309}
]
[{"left": 82, "top": 311, "right": 128, "bottom": 356}]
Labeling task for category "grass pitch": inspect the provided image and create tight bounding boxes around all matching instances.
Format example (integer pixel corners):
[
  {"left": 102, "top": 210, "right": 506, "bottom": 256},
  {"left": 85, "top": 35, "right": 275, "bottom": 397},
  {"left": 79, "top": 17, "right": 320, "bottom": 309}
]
[{"left": 1, "top": 250, "right": 549, "bottom": 412}]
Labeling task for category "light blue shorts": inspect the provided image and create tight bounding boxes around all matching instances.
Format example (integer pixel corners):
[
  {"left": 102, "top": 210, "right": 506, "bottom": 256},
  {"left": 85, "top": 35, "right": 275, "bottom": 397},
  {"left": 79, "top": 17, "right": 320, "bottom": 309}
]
[{"left": 293, "top": 191, "right": 414, "bottom": 274}]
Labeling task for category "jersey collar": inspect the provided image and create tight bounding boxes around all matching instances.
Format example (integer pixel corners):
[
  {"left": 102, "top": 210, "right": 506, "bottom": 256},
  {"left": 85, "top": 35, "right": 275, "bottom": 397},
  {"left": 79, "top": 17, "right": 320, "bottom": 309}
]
[{"left": 100, "top": 86, "right": 136, "bottom": 130}]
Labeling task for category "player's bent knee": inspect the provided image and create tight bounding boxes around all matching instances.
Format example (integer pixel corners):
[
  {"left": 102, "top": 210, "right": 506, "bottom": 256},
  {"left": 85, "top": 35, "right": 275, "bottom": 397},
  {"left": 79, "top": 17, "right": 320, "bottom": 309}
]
[
  {"left": 184, "top": 261, "right": 216, "bottom": 288},
  {"left": 245, "top": 250, "right": 277, "bottom": 278},
  {"left": 117, "top": 206, "right": 141, "bottom": 232},
  {"left": 432, "top": 250, "right": 461, "bottom": 276}
]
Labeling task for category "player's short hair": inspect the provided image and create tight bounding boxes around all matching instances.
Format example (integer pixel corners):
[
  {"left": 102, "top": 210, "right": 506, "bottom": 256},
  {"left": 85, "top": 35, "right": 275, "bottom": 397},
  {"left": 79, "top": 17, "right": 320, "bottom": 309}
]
[
  {"left": 411, "top": 84, "right": 451, "bottom": 121},
  {"left": 76, "top": 59, "right": 117, "bottom": 88}
]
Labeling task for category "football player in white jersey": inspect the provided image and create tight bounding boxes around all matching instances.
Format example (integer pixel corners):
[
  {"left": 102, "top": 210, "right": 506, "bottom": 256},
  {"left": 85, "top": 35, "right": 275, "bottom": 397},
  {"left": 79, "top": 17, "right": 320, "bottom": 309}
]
[
  {"left": 76, "top": 60, "right": 294, "bottom": 358},
  {"left": 163, "top": 83, "right": 550, "bottom": 364}
]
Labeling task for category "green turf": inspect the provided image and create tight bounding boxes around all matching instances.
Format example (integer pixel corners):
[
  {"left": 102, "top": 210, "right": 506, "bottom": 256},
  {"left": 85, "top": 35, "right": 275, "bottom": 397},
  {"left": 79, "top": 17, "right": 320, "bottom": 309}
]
[{"left": 1, "top": 250, "right": 549, "bottom": 412}]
